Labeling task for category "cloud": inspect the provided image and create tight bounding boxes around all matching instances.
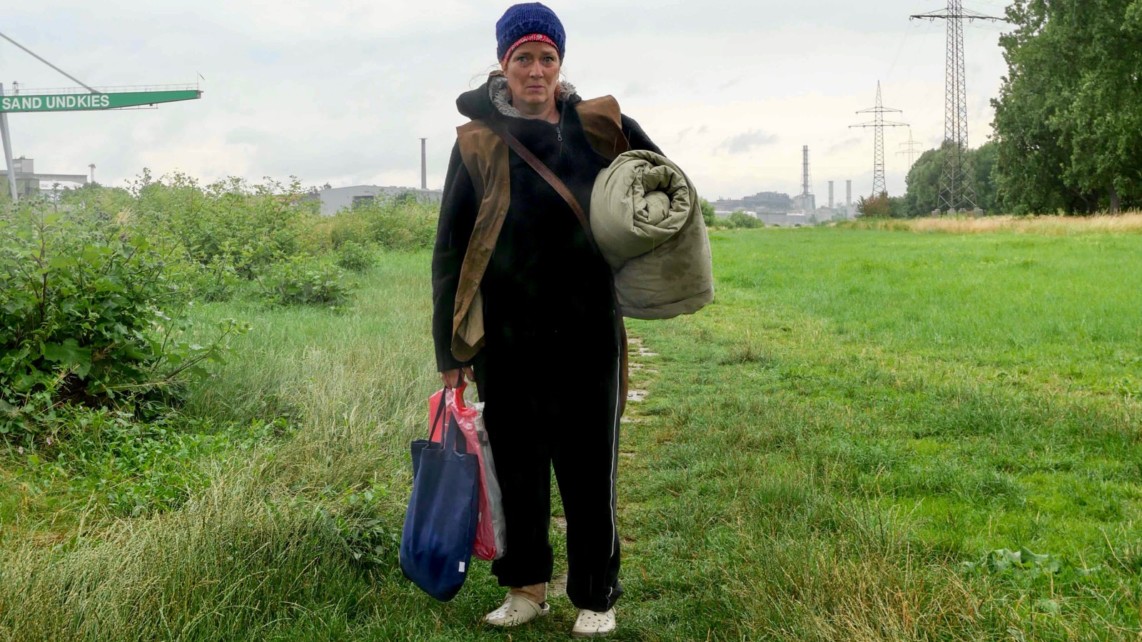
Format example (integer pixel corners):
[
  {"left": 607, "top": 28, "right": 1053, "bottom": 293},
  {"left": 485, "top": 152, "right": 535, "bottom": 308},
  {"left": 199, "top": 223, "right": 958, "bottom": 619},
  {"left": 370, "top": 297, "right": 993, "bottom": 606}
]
[
  {"left": 719, "top": 130, "right": 779, "bottom": 154},
  {"left": 828, "top": 137, "right": 864, "bottom": 153},
  {"left": 623, "top": 81, "right": 652, "bottom": 97},
  {"left": 3, "top": 0, "right": 1009, "bottom": 199},
  {"left": 718, "top": 76, "right": 743, "bottom": 91}
]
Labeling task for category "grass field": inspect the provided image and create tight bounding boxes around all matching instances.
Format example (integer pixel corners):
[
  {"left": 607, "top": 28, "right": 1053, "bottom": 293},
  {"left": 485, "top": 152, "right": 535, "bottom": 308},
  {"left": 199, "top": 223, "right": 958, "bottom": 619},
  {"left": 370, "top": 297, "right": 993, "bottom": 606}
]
[{"left": 1, "top": 223, "right": 1140, "bottom": 640}]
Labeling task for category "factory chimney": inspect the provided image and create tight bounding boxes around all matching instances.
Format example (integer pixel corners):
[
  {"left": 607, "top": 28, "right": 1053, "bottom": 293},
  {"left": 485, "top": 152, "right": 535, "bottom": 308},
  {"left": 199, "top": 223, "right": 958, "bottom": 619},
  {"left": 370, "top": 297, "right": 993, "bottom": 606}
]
[
  {"left": 801, "top": 145, "right": 815, "bottom": 211},
  {"left": 419, "top": 138, "right": 427, "bottom": 190}
]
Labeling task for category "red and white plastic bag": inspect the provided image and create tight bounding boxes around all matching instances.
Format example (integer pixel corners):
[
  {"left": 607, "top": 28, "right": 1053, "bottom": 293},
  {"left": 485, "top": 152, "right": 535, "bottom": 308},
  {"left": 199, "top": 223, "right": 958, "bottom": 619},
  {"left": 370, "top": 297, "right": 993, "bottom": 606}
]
[{"left": 428, "top": 383, "right": 506, "bottom": 561}]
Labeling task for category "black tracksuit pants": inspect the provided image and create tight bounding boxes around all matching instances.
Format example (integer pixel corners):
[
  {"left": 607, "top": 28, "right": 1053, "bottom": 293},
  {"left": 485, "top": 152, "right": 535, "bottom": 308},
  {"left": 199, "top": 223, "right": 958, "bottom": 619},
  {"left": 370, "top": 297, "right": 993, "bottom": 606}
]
[{"left": 473, "top": 335, "right": 623, "bottom": 613}]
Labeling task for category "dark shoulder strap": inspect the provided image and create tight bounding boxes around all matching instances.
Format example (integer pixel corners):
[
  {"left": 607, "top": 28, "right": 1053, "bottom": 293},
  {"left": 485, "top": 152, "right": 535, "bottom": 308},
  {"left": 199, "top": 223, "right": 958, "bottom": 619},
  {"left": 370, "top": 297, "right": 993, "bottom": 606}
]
[
  {"left": 486, "top": 117, "right": 629, "bottom": 410},
  {"left": 484, "top": 120, "right": 594, "bottom": 242}
]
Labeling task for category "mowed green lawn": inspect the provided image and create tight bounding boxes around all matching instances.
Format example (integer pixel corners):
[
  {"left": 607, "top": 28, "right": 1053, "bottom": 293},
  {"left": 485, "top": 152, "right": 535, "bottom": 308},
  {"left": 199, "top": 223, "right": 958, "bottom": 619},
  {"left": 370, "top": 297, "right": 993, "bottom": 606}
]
[{"left": 1, "top": 226, "right": 1139, "bottom": 641}]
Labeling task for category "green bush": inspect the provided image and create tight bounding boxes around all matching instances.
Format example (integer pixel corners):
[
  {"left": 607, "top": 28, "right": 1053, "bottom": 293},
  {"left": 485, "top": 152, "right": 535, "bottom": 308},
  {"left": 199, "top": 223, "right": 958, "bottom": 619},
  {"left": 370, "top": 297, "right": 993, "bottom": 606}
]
[
  {"left": 260, "top": 255, "right": 352, "bottom": 307},
  {"left": 33, "top": 408, "right": 291, "bottom": 517},
  {"left": 128, "top": 172, "right": 318, "bottom": 281},
  {"left": 700, "top": 198, "right": 717, "bottom": 228},
  {"left": 305, "top": 198, "right": 436, "bottom": 258},
  {"left": 334, "top": 240, "right": 376, "bottom": 272},
  {"left": 179, "top": 257, "right": 243, "bottom": 302},
  {"left": 321, "top": 482, "right": 400, "bottom": 568},
  {"left": 57, "top": 183, "right": 135, "bottom": 221},
  {"left": 325, "top": 212, "right": 370, "bottom": 250},
  {"left": 857, "top": 192, "right": 908, "bottom": 218},
  {"left": 356, "top": 199, "right": 437, "bottom": 250},
  {"left": 726, "top": 210, "right": 764, "bottom": 229},
  {"left": 0, "top": 205, "right": 240, "bottom": 442}
]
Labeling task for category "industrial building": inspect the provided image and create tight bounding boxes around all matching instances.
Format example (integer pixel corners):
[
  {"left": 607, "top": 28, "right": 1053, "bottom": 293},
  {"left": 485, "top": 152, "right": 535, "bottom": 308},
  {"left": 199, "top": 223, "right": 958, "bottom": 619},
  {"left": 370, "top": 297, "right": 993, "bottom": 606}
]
[
  {"left": 712, "top": 146, "right": 858, "bottom": 226},
  {"left": 309, "top": 185, "right": 443, "bottom": 216},
  {"left": 0, "top": 157, "right": 88, "bottom": 199}
]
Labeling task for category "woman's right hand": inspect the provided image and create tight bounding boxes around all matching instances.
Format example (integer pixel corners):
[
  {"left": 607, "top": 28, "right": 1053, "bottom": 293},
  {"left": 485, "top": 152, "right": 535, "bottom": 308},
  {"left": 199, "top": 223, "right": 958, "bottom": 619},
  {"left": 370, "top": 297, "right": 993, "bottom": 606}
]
[{"left": 440, "top": 367, "right": 473, "bottom": 389}]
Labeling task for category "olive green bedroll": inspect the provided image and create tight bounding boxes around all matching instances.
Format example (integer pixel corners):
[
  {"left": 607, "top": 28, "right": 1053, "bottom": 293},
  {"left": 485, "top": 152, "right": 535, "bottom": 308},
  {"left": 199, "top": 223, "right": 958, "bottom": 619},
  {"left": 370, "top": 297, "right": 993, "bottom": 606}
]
[{"left": 590, "top": 150, "right": 714, "bottom": 320}]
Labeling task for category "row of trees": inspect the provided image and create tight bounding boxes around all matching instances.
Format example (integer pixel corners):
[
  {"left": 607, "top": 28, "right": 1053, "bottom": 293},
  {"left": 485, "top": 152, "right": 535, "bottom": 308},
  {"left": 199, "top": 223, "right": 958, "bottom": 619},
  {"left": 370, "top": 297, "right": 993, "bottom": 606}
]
[
  {"left": 868, "top": 0, "right": 1141, "bottom": 218},
  {"left": 897, "top": 142, "right": 999, "bottom": 217},
  {"left": 991, "top": 0, "right": 1142, "bottom": 214},
  {"left": 857, "top": 142, "right": 998, "bottom": 218}
]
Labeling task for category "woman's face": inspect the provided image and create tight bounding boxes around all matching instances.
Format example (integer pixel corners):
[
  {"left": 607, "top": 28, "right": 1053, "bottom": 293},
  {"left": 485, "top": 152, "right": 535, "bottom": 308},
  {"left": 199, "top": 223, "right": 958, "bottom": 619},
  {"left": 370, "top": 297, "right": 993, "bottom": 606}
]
[{"left": 501, "top": 41, "right": 561, "bottom": 116}]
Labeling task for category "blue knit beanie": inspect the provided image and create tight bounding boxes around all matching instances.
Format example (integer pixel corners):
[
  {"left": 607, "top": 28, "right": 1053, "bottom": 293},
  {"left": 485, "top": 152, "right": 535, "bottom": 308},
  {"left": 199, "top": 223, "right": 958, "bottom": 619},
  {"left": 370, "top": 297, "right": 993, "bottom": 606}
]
[{"left": 496, "top": 3, "right": 566, "bottom": 63}]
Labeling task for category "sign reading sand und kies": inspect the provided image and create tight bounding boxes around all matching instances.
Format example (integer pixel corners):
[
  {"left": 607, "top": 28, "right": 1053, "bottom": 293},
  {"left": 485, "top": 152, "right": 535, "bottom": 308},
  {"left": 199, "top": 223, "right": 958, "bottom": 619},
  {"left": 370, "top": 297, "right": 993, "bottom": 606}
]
[{"left": 0, "top": 90, "right": 202, "bottom": 113}]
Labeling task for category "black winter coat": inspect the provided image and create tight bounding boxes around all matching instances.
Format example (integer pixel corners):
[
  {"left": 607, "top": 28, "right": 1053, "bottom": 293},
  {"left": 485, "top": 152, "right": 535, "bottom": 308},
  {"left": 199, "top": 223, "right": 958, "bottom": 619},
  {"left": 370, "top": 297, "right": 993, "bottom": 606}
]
[{"left": 432, "top": 79, "right": 661, "bottom": 372}]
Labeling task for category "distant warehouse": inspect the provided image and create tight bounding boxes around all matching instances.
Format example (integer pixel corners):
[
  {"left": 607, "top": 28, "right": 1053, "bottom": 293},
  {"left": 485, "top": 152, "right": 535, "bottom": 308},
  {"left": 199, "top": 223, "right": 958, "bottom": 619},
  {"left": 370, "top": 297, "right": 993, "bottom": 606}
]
[{"left": 309, "top": 185, "right": 443, "bottom": 216}]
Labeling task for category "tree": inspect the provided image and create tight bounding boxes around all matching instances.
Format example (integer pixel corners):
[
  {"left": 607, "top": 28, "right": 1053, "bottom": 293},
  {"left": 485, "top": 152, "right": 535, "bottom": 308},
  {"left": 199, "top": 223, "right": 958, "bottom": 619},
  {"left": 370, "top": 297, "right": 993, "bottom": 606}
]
[
  {"left": 972, "top": 141, "right": 1000, "bottom": 213},
  {"left": 903, "top": 147, "right": 944, "bottom": 216},
  {"left": 901, "top": 142, "right": 999, "bottom": 216},
  {"left": 699, "top": 198, "right": 716, "bottom": 228},
  {"left": 992, "top": 0, "right": 1142, "bottom": 214},
  {"left": 857, "top": 192, "right": 893, "bottom": 218},
  {"left": 992, "top": 1, "right": 1072, "bottom": 214},
  {"left": 1062, "top": 1, "right": 1142, "bottom": 212}
]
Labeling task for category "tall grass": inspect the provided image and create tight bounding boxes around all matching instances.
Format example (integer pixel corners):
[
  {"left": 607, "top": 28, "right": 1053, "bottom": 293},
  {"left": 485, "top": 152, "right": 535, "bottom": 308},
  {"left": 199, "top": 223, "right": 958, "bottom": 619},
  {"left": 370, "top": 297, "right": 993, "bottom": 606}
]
[
  {"left": 844, "top": 212, "right": 1142, "bottom": 234},
  {"left": 2, "top": 226, "right": 1141, "bottom": 640},
  {"left": 0, "top": 253, "right": 439, "bottom": 640}
]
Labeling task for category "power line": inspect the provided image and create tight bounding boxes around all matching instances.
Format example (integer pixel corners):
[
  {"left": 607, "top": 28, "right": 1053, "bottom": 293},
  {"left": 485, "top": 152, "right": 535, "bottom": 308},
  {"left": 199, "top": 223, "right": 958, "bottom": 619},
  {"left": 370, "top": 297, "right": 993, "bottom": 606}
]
[
  {"left": 850, "top": 81, "right": 909, "bottom": 197},
  {"left": 910, "top": 1, "right": 1004, "bottom": 212},
  {"left": 0, "top": 30, "right": 100, "bottom": 94}
]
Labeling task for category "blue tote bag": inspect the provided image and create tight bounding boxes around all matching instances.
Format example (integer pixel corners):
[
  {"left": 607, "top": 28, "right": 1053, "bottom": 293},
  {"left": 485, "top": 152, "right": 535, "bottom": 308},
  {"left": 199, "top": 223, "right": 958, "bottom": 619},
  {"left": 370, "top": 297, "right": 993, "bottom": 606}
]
[{"left": 399, "top": 391, "right": 480, "bottom": 601}]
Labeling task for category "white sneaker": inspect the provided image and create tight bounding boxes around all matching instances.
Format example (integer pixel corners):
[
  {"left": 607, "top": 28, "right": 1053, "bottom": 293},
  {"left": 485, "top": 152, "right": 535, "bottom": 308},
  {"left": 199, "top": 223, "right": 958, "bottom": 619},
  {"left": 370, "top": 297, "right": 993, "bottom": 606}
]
[
  {"left": 483, "top": 592, "right": 550, "bottom": 627},
  {"left": 572, "top": 608, "right": 616, "bottom": 637}
]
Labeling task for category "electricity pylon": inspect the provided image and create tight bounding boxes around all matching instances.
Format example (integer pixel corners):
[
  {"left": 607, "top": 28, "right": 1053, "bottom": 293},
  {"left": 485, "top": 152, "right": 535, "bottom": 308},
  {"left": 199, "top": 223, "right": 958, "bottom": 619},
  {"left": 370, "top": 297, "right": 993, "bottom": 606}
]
[
  {"left": 911, "top": 1, "right": 1003, "bottom": 212},
  {"left": 898, "top": 128, "right": 924, "bottom": 170},
  {"left": 850, "top": 81, "right": 908, "bottom": 197}
]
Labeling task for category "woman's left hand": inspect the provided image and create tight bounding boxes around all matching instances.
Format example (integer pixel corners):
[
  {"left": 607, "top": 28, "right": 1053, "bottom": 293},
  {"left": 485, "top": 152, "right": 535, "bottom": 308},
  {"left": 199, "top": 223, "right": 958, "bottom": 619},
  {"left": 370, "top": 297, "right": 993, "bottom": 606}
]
[{"left": 440, "top": 366, "right": 474, "bottom": 389}]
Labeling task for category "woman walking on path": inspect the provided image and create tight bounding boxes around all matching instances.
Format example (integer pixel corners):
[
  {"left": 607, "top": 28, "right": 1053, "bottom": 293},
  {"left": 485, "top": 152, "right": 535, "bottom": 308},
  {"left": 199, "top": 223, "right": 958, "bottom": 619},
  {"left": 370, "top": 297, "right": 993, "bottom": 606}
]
[{"left": 431, "top": 2, "right": 661, "bottom": 637}]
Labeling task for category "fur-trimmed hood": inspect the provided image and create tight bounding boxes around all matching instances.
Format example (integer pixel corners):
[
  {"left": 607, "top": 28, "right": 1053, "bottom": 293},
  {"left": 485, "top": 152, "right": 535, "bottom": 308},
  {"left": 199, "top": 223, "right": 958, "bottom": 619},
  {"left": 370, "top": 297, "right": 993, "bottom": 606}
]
[{"left": 456, "top": 73, "right": 580, "bottom": 121}]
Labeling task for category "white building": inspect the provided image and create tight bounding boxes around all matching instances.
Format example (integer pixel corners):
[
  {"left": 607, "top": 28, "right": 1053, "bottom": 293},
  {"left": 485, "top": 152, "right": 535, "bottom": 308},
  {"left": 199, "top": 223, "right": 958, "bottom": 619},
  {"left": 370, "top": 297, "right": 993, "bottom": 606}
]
[{"left": 312, "top": 185, "right": 443, "bottom": 216}]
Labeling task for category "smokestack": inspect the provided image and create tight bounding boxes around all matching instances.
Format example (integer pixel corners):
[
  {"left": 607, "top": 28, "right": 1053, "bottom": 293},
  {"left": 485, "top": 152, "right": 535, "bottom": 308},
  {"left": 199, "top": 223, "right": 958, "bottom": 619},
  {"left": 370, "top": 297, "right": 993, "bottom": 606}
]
[
  {"left": 828, "top": 181, "right": 834, "bottom": 209},
  {"left": 801, "top": 145, "right": 815, "bottom": 211},
  {"left": 420, "top": 138, "right": 427, "bottom": 190},
  {"left": 846, "top": 180, "right": 852, "bottom": 206},
  {"left": 801, "top": 145, "right": 810, "bottom": 200}
]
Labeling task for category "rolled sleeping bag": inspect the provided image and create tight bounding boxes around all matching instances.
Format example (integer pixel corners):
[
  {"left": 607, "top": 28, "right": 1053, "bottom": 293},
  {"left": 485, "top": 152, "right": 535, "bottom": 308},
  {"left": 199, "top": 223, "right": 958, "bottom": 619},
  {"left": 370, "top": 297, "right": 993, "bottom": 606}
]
[{"left": 590, "top": 150, "right": 714, "bottom": 320}]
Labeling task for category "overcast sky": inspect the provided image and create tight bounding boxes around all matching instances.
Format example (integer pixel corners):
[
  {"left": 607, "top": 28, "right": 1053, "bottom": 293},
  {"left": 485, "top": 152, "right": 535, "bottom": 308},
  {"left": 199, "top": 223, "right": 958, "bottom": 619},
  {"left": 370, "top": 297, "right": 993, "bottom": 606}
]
[{"left": 3, "top": 1, "right": 1012, "bottom": 201}]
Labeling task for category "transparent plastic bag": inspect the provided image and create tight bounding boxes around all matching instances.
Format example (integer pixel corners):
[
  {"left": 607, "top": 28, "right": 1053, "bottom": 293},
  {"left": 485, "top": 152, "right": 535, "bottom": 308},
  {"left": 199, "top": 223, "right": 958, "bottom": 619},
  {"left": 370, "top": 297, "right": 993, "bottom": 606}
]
[{"left": 429, "top": 383, "right": 506, "bottom": 561}]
